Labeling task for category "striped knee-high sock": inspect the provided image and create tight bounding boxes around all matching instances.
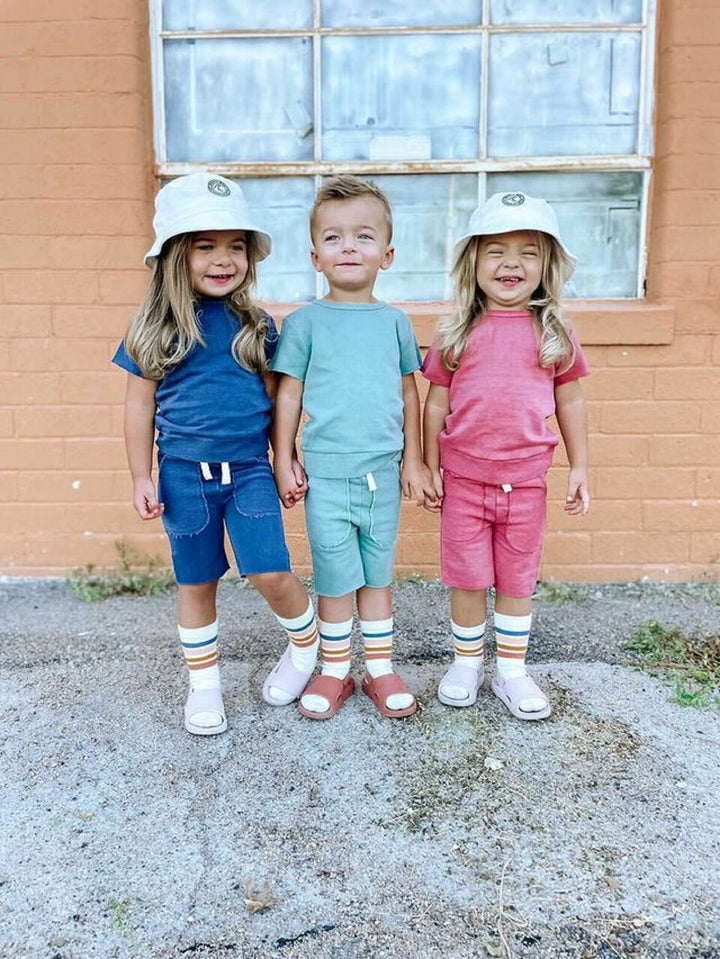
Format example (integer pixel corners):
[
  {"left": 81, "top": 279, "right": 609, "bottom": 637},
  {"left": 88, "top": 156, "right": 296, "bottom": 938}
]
[
  {"left": 494, "top": 612, "right": 532, "bottom": 680},
  {"left": 178, "top": 620, "right": 220, "bottom": 691},
  {"left": 275, "top": 599, "right": 319, "bottom": 672},
  {"left": 451, "top": 619, "right": 486, "bottom": 671},
  {"left": 361, "top": 617, "right": 394, "bottom": 679},
  {"left": 318, "top": 618, "right": 352, "bottom": 680}
]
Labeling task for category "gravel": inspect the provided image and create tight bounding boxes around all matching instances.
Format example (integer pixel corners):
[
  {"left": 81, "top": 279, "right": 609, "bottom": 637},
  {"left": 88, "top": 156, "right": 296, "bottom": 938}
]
[{"left": 1, "top": 577, "right": 719, "bottom": 958}]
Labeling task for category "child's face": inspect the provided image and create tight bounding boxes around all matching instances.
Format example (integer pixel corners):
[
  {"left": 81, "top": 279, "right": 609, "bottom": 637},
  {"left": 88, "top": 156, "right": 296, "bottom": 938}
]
[
  {"left": 475, "top": 230, "right": 543, "bottom": 311},
  {"left": 187, "top": 230, "right": 249, "bottom": 298},
  {"left": 310, "top": 196, "right": 394, "bottom": 302}
]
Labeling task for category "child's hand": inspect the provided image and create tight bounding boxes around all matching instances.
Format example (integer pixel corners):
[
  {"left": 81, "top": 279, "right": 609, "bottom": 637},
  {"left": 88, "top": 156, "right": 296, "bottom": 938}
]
[
  {"left": 401, "top": 460, "right": 433, "bottom": 506},
  {"left": 133, "top": 477, "right": 164, "bottom": 520},
  {"left": 274, "top": 462, "right": 306, "bottom": 509},
  {"left": 423, "top": 468, "right": 444, "bottom": 512},
  {"left": 564, "top": 468, "right": 590, "bottom": 516}
]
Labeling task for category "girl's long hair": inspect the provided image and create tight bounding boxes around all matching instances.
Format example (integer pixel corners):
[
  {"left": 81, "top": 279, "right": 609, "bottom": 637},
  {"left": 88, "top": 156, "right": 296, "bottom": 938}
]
[
  {"left": 437, "top": 232, "right": 576, "bottom": 374},
  {"left": 124, "top": 232, "right": 270, "bottom": 380}
]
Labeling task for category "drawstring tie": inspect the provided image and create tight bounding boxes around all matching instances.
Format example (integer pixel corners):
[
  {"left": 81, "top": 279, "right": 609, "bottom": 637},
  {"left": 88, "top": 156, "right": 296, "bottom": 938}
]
[{"left": 200, "top": 462, "right": 232, "bottom": 485}]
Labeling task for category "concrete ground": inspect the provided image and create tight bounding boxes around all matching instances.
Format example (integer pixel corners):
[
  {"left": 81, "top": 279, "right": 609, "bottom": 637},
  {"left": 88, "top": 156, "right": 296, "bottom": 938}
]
[{"left": 1, "top": 578, "right": 719, "bottom": 959}]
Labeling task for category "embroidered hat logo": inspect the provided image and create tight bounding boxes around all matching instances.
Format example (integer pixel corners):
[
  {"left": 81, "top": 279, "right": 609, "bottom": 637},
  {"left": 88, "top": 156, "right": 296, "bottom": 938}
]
[
  {"left": 208, "top": 179, "right": 231, "bottom": 198},
  {"left": 501, "top": 193, "right": 525, "bottom": 207}
]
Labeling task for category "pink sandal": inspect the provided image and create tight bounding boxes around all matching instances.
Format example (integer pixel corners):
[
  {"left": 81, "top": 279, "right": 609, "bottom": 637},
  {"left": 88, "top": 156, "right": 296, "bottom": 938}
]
[
  {"left": 361, "top": 671, "right": 417, "bottom": 719},
  {"left": 262, "top": 647, "right": 315, "bottom": 706},
  {"left": 298, "top": 673, "right": 356, "bottom": 720}
]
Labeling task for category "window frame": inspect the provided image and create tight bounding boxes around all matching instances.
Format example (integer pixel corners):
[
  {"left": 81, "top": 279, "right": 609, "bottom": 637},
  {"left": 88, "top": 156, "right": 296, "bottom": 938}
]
[{"left": 149, "top": 0, "right": 658, "bottom": 299}]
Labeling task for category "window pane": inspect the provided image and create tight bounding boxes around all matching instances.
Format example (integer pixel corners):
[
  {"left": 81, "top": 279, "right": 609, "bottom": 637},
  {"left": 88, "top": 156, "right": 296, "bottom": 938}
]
[
  {"left": 240, "top": 178, "right": 317, "bottom": 302},
  {"left": 321, "top": 0, "right": 481, "bottom": 28},
  {"left": 488, "top": 171, "right": 642, "bottom": 297},
  {"left": 164, "top": 38, "right": 313, "bottom": 162},
  {"left": 322, "top": 35, "right": 481, "bottom": 161},
  {"left": 163, "top": 0, "right": 312, "bottom": 30},
  {"left": 488, "top": 33, "right": 641, "bottom": 156},
  {"left": 490, "top": 0, "right": 642, "bottom": 24}
]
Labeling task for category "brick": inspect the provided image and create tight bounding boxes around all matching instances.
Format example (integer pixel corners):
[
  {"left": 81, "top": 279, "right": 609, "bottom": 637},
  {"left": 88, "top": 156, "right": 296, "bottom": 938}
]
[
  {"left": 644, "top": 500, "right": 720, "bottom": 533},
  {"left": 599, "top": 401, "right": 700, "bottom": 434},
  {"left": 653, "top": 368, "right": 720, "bottom": 400},
  {"left": 539, "top": 563, "right": 648, "bottom": 583},
  {"left": 592, "top": 532, "right": 690, "bottom": 564},
  {"left": 650, "top": 434, "right": 720, "bottom": 466},
  {"left": 672, "top": 303, "right": 720, "bottom": 335},
  {"left": 0, "top": 408, "right": 13, "bottom": 436},
  {"left": 664, "top": 3, "right": 720, "bottom": 47},
  {"left": 660, "top": 84, "right": 720, "bottom": 120},
  {"left": 1, "top": 306, "right": 52, "bottom": 337},
  {"left": 690, "top": 533, "right": 720, "bottom": 565},
  {"left": 52, "top": 305, "right": 133, "bottom": 338},
  {"left": 46, "top": 236, "right": 148, "bottom": 271},
  {"left": 714, "top": 337, "right": 720, "bottom": 365},
  {"left": 15, "top": 405, "right": 112, "bottom": 437},
  {"left": 398, "top": 501, "right": 442, "bottom": 533},
  {"left": 606, "top": 336, "right": 713, "bottom": 368},
  {"left": 697, "top": 468, "right": 720, "bottom": 497},
  {"left": 0, "top": 372, "right": 61, "bottom": 404},
  {"left": 60, "top": 371, "right": 124, "bottom": 404},
  {"left": 594, "top": 467, "right": 695, "bottom": 500},
  {"left": 582, "top": 369, "right": 654, "bottom": 401},
  {"left": 541, "top": 532, "right": 592, "bottom": 564},
  {"left": 56, "top": 339, "right": 114, "bottom": 370},
  {"left": 98, "top": 270, "right": 150, "bottom": 305},
  {"left": 43, "top": 165, "right": 153, "bottom": 201},
  {"left": 700, "top": 403, "right": 720, "bottom": 433},
  {"left": 3, "top": 271, "right": 100, "bottom": 305},
  {"left": 0, "top": 200, "right": 148, "bottom": 235},
  {"left": 648, "top": 264, "right": 718, "bottom": 299},
  {"left": 64, "top": 438, "right": 128, "bottom": 470},
  {"left": 395, "top": 532, "right": 439, "bottom": 565},
  {"left": 653, "top": 227, "right": 720, "bottom": 263},
  {"left": 0, "top": 438, "right": 64, "bottom": 468},
  {"left": 0, "top": 341, "right": 11, "bottom": 371},
  {"left": 0, "top": 1, "right": 141, "bottom": 20},
  {"left": 0, "top": 57, "right": 145, "bottom": 95},
  {"left": 17, "top": 469, "right": 128, "bottom": 503},
  {"left": 588, "top": 435, "right": 649, "bottom": 467},
  {"left": 653, "top": 191, "right": 720, "bottom": 227},
  {"left": 0, "top": 21, "right": 141, "bottom": 59},
  {"left": 0, "top": 129, "right": 147, "bottom": 166},
  {"left": 654, "top": 155, "right": 720, "bottom": 191},
  {"left": 0, "top": 471, "right": 18, "bottom": 501}
]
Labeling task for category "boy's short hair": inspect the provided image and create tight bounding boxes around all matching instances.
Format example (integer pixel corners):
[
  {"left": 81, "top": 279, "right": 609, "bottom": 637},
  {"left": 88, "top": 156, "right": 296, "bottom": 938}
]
[{"left": 310, "top": 175, "right": 393, "bottom": 243}]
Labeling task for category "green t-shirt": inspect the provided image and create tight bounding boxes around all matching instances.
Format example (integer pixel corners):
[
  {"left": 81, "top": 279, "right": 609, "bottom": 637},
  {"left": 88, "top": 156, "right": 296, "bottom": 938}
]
[{"left": 272, "top": 299, "right": 422, "bottom": 478}]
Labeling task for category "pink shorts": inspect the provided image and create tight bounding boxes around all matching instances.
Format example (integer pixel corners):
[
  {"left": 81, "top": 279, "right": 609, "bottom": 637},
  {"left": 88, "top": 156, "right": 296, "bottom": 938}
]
[{"left": 440, "top": 470, "right": 547, "bottom": 598}]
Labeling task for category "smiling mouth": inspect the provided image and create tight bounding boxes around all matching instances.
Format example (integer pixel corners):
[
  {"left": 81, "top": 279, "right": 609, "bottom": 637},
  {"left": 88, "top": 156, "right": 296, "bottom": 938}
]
[
  {"left": 207, "top": 274, "right": 233, "bottom": 281},
  {"left": 497, "top": 276, "right": 523, "bottom": 286}
]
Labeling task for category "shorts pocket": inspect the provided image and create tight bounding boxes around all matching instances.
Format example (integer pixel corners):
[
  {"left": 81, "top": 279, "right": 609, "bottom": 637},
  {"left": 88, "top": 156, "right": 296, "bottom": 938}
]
[
  {"left": 305, "top": 478, "right": 353, "bottom": 551},
  {"left": 158, "top": 458, "right": 210, "bottom": 537},
  {"left": 504, "top": 484, "right": 547, "bottom": 554},
  {"left": 232, "top": 458, "right": 281, "bottom": 517},
  {"left": 441, "top": 471, "right": 485, "bottom": 543}
]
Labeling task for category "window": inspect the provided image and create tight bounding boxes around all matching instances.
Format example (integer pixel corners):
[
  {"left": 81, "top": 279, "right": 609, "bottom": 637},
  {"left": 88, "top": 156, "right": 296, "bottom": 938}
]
[{"left": 151, "top": 1, "right": 656, "bottom": 301}]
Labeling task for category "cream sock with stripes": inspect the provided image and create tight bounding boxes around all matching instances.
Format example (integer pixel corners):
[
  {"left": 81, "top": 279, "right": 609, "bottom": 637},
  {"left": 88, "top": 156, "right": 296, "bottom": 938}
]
[
  {"left": 439, "top": 619, "right": 486, "bottom": 701},
  {"left": 494, "top": 611, "right": 545, "bottom": 712},
  {"left": 178, "top": 620, "right": 222, "bottom": 728},
  {"left": 300, "top": 617, "right": 352, "bottom": 714},
  {"left": 361, "top": 617, "right": 413, "bottom": 711},
  {"left": 268, "top": 599, "right": 319, "bottom": 705}
]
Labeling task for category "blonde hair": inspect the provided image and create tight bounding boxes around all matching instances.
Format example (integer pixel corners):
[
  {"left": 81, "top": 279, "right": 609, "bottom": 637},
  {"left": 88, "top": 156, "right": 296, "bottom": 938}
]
[
  {"left": 310, "top": 175, "right": 393, "bottom": 243},
  {"left": 437, "top": 231, "right": 576, "bottom": 374},
  {"left": 123, "top": 232, "right": 271, "bottom": 380}
]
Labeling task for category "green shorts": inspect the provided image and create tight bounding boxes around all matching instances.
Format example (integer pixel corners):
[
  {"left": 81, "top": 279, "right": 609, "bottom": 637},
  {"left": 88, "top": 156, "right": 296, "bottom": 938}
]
[{"left": 304, "top": 462, "right": 401, "bottom": 597}]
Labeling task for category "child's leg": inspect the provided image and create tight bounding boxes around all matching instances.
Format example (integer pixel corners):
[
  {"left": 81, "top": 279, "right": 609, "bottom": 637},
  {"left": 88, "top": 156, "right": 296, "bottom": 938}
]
[
  {"left": 177, "top": 581, "right": 227, "bottom": 734},
  {"left": 437, "top": 587, "right": 487, "bottom": 706},
  {"left": 299, "top": 593, "right": 354, "bottom": 715},
  {"left": 249, "top": 572, "right": 319, "bottom": 705},
  {"left": 492, "top": 593, "right": 549, "bottom": 717},
  {"left": 357, "top": 585, "right": 415, "bottom": 712}
]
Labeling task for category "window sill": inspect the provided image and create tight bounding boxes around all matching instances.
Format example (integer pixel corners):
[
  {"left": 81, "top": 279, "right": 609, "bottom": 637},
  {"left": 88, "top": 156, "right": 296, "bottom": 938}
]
[{"left": 265, "top": 300, "right": 675, "bottom": 348}]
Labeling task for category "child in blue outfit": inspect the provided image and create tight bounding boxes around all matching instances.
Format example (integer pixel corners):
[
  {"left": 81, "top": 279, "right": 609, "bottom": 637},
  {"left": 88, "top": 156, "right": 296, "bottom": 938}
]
[
  {"left": 272, "top": 176, "right": 434, "bottom": 720},
  {"left": 113, "top": 172, "right": 319, "bottom": 736}
]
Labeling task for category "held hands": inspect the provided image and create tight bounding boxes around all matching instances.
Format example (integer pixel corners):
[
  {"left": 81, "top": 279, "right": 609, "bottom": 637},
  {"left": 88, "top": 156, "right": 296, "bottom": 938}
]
[
  {"left": 133, "top": 477, "right": 164, "bottom": 521},
  {"left": 564, "top": 467, "right": 590, "bottom": 516},
  {"left": 401, "top": 459, "right": 437, "bottom": 507},
  {"left": 275, "top": 458, "right": 308, "bottom": 509},
  {"left": 423, "top": 467, "right": 444, "bottom": 512}
]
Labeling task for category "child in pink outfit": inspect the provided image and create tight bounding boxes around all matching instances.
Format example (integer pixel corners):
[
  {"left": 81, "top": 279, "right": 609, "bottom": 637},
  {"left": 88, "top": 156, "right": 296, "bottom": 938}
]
[{"left": 422, "top": 191, "right": 590, "bottom": 721}]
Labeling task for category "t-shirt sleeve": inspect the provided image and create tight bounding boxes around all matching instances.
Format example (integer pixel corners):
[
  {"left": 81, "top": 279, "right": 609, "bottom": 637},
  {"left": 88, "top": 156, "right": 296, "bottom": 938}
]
[
  {"left": 396, "top": 312, "right": 422, "bottom": 374},
  {"left": 263, "top": 312, "right": 280, "bottom": 363},
  {"left": 421, "top": 338, "right": 453, "bottom": 388},
  {"left": 112, "top": 340, "right": 145, "bottom": 379},
  {"left": 271, "top": 313, "right": 311, "bottom": 381},
  {"left": 555, "top": 330, "right": 590, "bottom": 385}
]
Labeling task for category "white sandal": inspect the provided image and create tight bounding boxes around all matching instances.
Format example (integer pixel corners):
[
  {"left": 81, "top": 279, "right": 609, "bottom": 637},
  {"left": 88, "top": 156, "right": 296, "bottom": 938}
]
[
  {"left": 491, "top": 673, "right": 551, "bottom": 721},
  {"left": 437, "top": 661, "right": 484, "bottom": 707},
  {"left": 184, "top": 686, "right": 227, "bottom": 736}
]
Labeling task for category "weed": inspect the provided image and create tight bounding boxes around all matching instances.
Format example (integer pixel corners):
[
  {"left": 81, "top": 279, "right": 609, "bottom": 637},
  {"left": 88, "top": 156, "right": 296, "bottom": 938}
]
[
  {"left": 243, "top": 879, "right": 278, "bottom": 913},
  {"left": 624, "top": 619, "right": 720, "bottom": 709},
  {"left": 69, "top": 540, "right": 173, "bottom": 602},
  {"left": 533, "top": 580, "right": 586, "bottom": 604},
  {"left": 109, "top": 897, "right": 129, "bottom": 932}
]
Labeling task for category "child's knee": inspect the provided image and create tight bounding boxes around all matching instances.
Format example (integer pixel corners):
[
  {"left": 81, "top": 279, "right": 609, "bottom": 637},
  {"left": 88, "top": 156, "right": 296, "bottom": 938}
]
[{"left": 248, "top": 570, "right": 294, "bottom": 603}]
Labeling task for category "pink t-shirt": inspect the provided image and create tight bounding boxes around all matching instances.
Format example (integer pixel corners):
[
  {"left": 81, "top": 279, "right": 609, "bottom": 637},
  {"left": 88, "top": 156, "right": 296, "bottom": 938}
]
[{"left": 421, "top": 309, "right": 589, "bottom": 485}]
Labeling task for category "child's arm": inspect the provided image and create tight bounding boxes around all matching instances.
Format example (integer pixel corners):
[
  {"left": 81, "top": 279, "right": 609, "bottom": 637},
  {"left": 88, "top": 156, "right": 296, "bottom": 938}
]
[
  {"left": 554, "top": 379, "right": 590, "bottom": 515},
  {"left": 271, "top": 374, "right": 307, "bottom": 509},
  {"left": 401, "top": 373, "right": 435, "bottom": 506},
  {"left": 123, "top": 374, "right": 164, "bottom": 520},
  {"left": 422, "top": 382, "right": 450, "bottom": 511}
]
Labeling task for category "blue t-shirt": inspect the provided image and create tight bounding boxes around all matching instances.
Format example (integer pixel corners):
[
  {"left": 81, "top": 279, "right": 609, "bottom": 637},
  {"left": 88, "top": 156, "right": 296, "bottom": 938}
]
[
  {"left": 112, "top": 298, "right": 277, "bottom": 463},
  {"left": 272, "top": 299, "right": 422, "bottom": 478}
]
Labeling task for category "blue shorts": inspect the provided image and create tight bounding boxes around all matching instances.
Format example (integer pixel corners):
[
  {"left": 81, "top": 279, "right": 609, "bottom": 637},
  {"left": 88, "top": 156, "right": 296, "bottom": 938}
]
[
  {"left": 157, "top": 454, "right": 291, "bottom": 585},
  {"left": 304, "top": 462, "right": 401, "bottom": 597}
]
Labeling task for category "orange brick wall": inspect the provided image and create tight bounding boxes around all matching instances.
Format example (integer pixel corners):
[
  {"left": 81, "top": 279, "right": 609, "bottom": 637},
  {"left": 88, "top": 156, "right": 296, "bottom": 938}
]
[{"left": 0, "top": 0, "right": 718, "bottom": 582}]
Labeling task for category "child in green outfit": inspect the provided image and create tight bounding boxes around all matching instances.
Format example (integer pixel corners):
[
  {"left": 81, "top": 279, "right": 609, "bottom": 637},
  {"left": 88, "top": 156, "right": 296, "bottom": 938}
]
[{"left": 272, "top": 176, "right": 434, "bottom": 720}]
